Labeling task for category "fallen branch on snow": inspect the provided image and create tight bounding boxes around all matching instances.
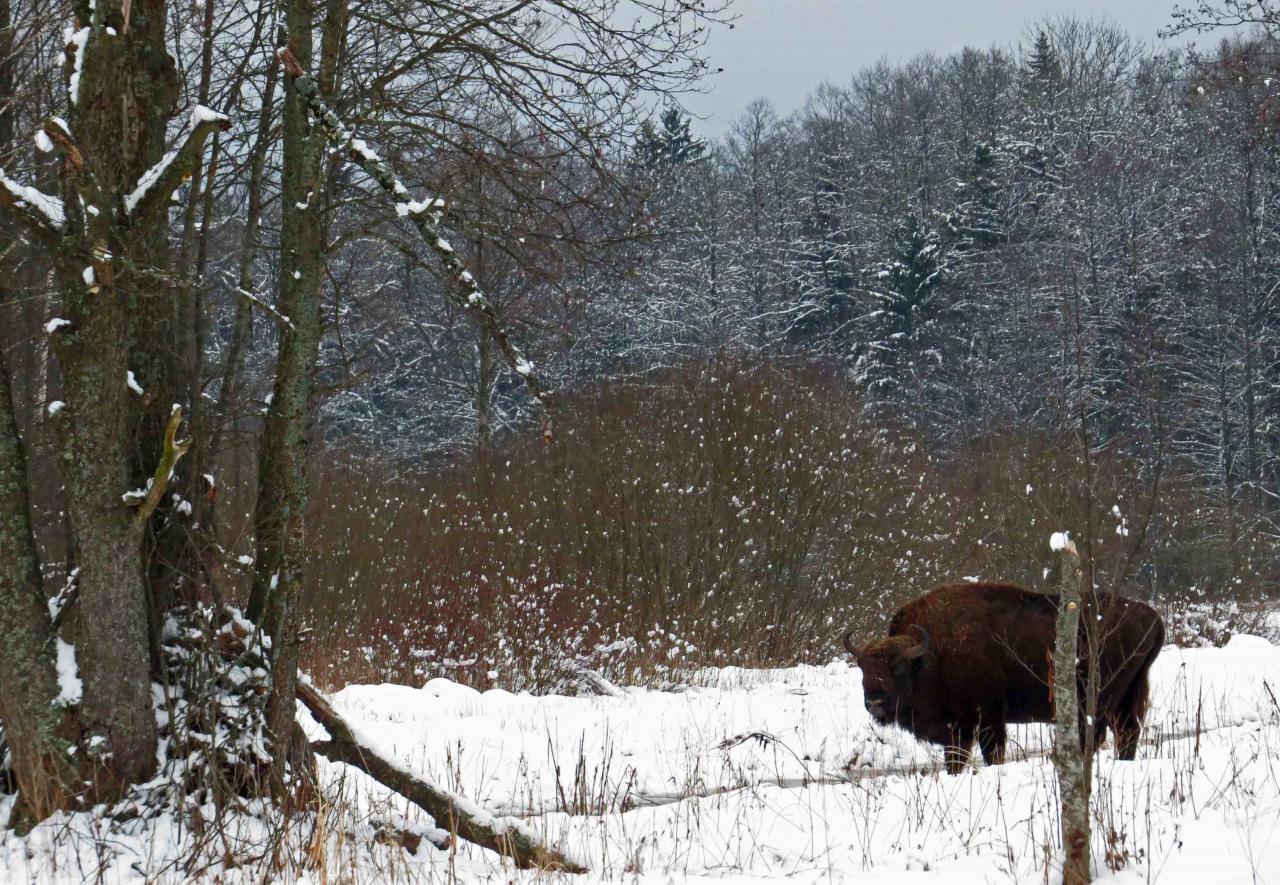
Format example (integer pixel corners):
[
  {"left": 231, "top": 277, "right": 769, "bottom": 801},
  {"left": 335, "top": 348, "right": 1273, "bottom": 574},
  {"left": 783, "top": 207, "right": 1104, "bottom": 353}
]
[
  {"left": 216, "top": 614, "right": 583, "bottom": 871},
  {"left": 296, "top": 678, "right": 586, "bottom": 872}
]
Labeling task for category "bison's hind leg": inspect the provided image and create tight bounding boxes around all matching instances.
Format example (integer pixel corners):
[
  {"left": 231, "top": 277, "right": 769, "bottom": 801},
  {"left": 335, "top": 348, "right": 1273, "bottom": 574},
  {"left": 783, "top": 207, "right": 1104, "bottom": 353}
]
[
  {"left": 943, "top": 723, "right": 977, "bottom": 774},
  {"left": 977, "top": 720, "right": 1007, "bottom": 766},
  {"left": 1111, "top": 642, "right": 1158, "bottom": 760},
  {"left": 1112, "top": 673, "right": 1151, "bottom": 760},
  {"left": 1090, "top": 714, "right": 1111, "bottom": 756}
]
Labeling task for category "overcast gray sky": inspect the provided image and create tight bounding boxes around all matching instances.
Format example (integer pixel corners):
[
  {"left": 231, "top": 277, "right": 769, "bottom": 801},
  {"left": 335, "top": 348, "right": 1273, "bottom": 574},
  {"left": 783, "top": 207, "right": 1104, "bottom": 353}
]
[{"left": 684, "top": 0, "right": 1188, "bottom": 133}]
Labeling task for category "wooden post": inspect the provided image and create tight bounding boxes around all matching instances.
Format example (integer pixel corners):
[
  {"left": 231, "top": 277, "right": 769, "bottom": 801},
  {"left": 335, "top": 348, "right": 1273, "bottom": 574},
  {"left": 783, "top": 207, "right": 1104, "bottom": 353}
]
[{"left": 1051, "top": 531, "right": 1090, "bottom": 885}]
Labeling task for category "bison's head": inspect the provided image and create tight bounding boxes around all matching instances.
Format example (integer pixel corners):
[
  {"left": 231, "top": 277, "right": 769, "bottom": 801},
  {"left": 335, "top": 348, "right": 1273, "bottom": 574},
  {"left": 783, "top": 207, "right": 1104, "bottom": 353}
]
[{"left": 843, "top": 626, "right": 929, "bottom": 725}]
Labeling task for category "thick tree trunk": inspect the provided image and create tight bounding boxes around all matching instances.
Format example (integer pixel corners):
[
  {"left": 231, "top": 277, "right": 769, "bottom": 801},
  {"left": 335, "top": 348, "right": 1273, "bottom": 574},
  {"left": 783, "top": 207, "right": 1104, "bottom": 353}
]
[
  {"left": 123, "top": 0, "right": 197, "bottom": 623},
  {"left": 1052, "top": 533, "right": 1090, "bottom": 885},
  {"left": 0, "top": 344, "right": 79, "bottom": 829},
  {"left": 0, "top": 0, "right": 224, "bottom": 805},
  {"left": 52, "top": 283, "right": 158, "bottom": 793},
  {"left": 46, "top": 0, "right": 190, "bottom": 795}
]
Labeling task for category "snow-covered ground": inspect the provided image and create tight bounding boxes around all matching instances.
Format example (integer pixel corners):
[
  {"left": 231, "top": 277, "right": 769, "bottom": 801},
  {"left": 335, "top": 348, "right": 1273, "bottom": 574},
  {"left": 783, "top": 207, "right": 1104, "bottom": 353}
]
[{"left": 5, "top": 634, "right": 1280, "bottom": 883}]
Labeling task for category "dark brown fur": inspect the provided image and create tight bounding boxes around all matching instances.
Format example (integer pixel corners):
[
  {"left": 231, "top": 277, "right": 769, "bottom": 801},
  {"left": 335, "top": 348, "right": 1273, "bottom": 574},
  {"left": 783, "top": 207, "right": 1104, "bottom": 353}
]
[{"left": 846, "top": 582, "right": 1164, "bottom": 773}]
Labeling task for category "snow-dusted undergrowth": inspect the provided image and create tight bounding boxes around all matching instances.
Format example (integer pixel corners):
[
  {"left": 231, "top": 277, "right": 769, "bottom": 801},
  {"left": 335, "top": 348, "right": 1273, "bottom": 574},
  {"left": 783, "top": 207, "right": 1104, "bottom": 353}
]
[{"left": 4, "top": 634, "right": 1280, "bottom": 883}]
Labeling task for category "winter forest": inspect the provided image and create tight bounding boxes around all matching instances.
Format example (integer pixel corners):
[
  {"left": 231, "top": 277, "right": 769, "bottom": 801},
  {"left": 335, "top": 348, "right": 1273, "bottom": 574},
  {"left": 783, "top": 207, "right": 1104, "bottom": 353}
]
[{"left": 2, "top": 0, "right": 1280, "bottom": 880}]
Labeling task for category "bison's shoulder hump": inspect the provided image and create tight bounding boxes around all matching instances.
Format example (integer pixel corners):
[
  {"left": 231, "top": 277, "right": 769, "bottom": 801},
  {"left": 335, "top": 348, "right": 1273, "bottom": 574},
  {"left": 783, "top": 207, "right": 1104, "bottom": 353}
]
[{"left": 890, "top": 583, "right": 1057, "bottom": 633}]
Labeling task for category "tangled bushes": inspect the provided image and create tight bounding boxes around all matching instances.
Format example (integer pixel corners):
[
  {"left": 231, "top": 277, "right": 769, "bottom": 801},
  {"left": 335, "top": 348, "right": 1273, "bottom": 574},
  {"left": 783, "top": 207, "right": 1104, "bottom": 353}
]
[{"left": 298, "top": 358, "right": 1280, "bottom": 689}]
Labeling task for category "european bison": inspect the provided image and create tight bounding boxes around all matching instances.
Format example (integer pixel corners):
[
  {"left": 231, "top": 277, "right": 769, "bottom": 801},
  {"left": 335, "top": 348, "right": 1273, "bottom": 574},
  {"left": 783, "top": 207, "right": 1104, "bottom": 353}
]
[{"left": 844, "top": 582, "right": 1164, "bottom": 773}]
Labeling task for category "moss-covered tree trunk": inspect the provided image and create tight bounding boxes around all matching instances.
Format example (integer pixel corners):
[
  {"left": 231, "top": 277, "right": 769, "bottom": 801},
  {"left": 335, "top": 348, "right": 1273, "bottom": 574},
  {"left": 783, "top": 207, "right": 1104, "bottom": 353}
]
[
  {"left": 125, "top": 0, "right": 202, "bottom": 622},
  {"left": 0, "top": 0, "right": 81, "bottom": 827},
  {"left": 52, "top": 272, "right": 158, "bottom": 793},
  {"left": 46, "top": 0, "right": 188, "bottom": 795},
  {"left": 0, "top": 341, "right": 78, "bottom": 828},
  {"left": 1, "top": 0, "right": 226, "bottom": 807}
]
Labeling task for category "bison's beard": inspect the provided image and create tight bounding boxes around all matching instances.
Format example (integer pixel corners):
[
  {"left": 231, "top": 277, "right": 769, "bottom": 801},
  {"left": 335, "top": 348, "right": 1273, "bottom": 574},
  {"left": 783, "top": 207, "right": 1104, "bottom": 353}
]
[
  {"left": 866, "top": 698, "right": 906, "bottom": 727},
  {"left": 884, "top": 702, "right": 916, "bottom": 731}
]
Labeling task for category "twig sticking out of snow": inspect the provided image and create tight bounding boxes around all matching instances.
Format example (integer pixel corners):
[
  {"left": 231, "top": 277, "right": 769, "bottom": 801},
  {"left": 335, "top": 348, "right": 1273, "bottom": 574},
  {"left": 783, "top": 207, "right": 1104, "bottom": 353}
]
[{"left": 277, "top": 47, "right": 552, "bottom": 439}]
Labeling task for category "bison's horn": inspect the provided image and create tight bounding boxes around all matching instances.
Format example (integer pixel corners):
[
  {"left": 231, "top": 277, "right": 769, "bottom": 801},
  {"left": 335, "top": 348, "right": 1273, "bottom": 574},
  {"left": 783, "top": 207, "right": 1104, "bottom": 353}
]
[
  {"left": 841, "top": 629, "right": 862, "bottom": 659},
  {"left": 909, "top": 623, "right": 931, "bottom": 652},
  {"left": 904, "top": 624, "right": 930, "bottom": 659}
]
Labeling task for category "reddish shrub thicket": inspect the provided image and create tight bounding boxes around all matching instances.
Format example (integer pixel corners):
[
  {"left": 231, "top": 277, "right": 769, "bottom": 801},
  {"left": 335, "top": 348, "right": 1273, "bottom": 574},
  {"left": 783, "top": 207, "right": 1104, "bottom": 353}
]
[{"left": 297, "top": 357, "right": 1279, "bottom": 690}]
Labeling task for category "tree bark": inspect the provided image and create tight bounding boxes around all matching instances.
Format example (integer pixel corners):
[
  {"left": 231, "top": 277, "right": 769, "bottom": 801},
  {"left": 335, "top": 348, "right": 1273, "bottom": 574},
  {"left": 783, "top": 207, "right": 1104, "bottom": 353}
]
[
  {"left": 0, "top": 0, "right": 225, "bottom": 802},
  {"left": 52, "top": 268, "right": 159, "bottom": 794},
  {"left": 0, "top": 342, "right": 79, "bottom": 830},
  {"left": 249, "top": 0, "right": 346, "bottom": 801}
]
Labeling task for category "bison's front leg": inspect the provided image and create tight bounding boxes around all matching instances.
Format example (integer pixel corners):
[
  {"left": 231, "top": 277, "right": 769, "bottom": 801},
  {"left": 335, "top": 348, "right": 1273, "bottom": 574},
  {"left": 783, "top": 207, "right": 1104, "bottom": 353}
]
[
  {"left": 977, "top": 721, "right": 1007, "bottom": 766},
  {"left": 943, "top": 723, "right": 976, "bottom": 774}
]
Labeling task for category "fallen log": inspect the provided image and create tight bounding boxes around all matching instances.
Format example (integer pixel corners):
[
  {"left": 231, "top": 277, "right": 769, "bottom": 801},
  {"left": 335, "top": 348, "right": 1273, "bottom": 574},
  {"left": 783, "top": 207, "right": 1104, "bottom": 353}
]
[
  {"left": 296, "top": 677, "right": 586, "bottom": 872},
  {"left": 215, "top": 613, "right": 584, "bottom": 872}
]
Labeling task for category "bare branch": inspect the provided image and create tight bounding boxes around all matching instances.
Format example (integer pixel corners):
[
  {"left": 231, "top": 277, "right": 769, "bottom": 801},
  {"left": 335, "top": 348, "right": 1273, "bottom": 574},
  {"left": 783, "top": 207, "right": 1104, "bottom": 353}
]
[
  {"left": 226, "top": 274, "right": 295, "bottom": 330},
  {"left": 279, "top": 46, "right": 553, "bottom": 436}
]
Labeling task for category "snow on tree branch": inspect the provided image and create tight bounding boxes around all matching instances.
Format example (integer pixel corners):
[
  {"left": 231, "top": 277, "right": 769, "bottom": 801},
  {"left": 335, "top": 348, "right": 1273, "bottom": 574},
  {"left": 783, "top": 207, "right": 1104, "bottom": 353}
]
[
  {"left": 0, "top": 169, "right": 65, "bottom": 238},
  {"left": 277, "top": 46, "right": 552, "bottom": 434},
  {"left": 124, "top": 106, "right": 231, "bottom": 217},
  {"left": 225, "top": 274, "right": 295, "bottom": 330}
]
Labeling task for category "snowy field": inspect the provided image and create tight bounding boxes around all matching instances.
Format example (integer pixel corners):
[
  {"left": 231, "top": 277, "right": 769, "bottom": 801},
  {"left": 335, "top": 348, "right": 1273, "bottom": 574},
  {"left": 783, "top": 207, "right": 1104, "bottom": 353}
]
[{"left": 5, "top": 632, "right": 1280, "bottom": 883}]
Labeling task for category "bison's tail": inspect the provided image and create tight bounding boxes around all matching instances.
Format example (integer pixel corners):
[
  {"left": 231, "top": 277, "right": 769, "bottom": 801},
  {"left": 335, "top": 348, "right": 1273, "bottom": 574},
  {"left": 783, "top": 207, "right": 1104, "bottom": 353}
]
[
  {"left": 1126, "top": 663, "right": 1151, "bottom": 726},
  {"left": 1115, "top": 619, "right": 1165, "bottom": 760}
]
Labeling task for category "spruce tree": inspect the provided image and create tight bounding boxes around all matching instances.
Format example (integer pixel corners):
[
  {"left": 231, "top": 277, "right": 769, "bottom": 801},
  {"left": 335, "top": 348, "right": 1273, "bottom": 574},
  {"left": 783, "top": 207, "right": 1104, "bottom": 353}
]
[
  {"left": 636, "top": 106, "right": 705, "bottom": 172},
  {"left": 949, "top": 141, "right": 1007, "bottom": 252},
  {"left": 854, "top": 213, "right": 956, "bottom": 420}
]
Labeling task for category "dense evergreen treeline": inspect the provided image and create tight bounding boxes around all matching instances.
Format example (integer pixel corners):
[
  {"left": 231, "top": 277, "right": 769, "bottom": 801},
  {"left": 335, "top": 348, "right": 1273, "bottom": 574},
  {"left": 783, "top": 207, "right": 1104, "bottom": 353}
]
[{"left": 613, "top": 22, "right": 1278, "bottom": 518}]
